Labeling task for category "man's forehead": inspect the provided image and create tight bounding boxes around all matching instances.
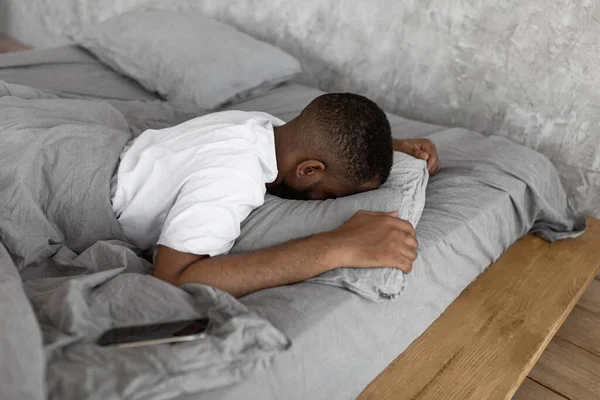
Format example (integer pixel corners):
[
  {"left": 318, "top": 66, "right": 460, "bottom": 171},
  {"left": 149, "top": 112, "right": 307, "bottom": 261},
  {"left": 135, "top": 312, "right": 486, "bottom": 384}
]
[{"left": 318, "top": 176, "right": 380, "bottom": 199}]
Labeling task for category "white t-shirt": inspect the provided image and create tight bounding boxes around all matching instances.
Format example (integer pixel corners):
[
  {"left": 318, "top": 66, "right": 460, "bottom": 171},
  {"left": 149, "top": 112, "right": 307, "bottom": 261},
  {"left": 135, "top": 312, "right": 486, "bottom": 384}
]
[{"left": 111, "top": 110, "right": 281, "bottom": 256}]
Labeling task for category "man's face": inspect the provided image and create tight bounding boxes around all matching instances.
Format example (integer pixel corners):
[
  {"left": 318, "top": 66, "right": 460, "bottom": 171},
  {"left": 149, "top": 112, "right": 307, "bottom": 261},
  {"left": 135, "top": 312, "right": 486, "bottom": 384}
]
[
  {"left": 266, "top": 180, "right": 318, "bottom": 200},
  {"left": 267, "top": 177, "right": 380, "bottom": 201}
]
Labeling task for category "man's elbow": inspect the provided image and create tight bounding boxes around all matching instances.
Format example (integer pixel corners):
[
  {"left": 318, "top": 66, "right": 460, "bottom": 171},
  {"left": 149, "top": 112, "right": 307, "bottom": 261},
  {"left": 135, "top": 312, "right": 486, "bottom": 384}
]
[
  {"left": 152, "top": 246, "right": 207, "bottom": 287},
  {"left": 152, "top": 267, "right": 185, "bottom": 287}
]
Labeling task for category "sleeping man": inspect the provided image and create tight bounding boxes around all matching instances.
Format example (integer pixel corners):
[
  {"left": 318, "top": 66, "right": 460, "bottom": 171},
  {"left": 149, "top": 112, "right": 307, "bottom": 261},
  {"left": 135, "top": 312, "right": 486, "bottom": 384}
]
[{"left": 112, "top": 93, "right": 440, "bottom": 297}]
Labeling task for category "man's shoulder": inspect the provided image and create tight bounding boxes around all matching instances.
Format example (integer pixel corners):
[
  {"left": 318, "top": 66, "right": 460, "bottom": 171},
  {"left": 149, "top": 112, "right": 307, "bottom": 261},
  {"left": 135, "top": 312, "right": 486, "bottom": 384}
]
[{"left": 203, "top": 110, "right": 284, "bottom": 126}]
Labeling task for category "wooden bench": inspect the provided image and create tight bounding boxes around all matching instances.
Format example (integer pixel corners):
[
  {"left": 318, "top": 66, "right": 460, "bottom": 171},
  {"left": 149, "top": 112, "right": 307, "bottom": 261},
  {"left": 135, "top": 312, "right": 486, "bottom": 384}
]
[{"left": 358, "top": 217, "right": 600, "bottom": 400}]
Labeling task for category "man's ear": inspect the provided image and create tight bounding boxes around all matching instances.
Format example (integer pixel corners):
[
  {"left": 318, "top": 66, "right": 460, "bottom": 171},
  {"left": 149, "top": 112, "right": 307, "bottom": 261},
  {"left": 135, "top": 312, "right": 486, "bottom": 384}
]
[{"left": 296, "top": 159, "right": 326, "bottom": 179}]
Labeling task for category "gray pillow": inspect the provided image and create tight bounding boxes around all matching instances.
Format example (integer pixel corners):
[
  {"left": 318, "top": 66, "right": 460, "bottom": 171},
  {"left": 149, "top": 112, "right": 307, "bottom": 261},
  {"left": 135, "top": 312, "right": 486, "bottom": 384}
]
[
  {"left": 73, "top": 10, "right": 301, "bottom": 110},
  {"left": 231, "top": 152, "right": 429, "bottom": 301}
]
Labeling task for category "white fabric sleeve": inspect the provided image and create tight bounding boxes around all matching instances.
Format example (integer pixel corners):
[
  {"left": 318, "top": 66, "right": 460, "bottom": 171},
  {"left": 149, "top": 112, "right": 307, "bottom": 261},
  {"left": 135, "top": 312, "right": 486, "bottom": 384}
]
[{"left": 157, "top": 167, "right": 266, "bottom": 257}]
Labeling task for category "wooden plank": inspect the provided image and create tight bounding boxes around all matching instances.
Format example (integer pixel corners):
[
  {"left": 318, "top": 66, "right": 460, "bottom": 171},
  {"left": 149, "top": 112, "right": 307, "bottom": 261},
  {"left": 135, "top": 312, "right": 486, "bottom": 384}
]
[
  {"left": 578, "top": 278, "right": 600, "bottom": 314},
  {"left": 0, "top": 36, "right": 30, "bottom": 53},
  {"left": 556, "top": 305, "right": 600, "bottom": 356},
  {"left": 556, "top": 278, "right": 600, "bottom": 356},
  {"left": 512, "top": 378, "right": 567, "bottom": 400},
  {"left": 358, "top": 217, "right": 600, "bottom": 400},
  {"left": 528, "top": 337, "right": 600, "bottom": 400}
]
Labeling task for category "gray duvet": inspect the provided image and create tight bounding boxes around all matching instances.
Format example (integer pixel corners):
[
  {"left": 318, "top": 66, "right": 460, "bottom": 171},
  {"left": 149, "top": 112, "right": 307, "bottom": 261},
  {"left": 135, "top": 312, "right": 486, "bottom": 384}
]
[
  {"left": 0, "top": 80, "right": 585, "bottom": 400},
  {"left": 0, "top": 82, "right": 288, "bottom": 400}
]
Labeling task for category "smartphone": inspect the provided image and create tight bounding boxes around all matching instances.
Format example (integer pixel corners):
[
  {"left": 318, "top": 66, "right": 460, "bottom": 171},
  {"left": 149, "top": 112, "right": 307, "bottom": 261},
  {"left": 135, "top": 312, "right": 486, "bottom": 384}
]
[{"left": 97, "top": 318, "right": 210, "bottom": 348}]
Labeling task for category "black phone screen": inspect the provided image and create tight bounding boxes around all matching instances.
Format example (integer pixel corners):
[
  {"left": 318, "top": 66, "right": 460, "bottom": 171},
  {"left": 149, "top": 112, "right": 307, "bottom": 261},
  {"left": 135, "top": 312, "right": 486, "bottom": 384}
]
[{"left": 97, "top": 318, "right": 210, "bottom": 346}]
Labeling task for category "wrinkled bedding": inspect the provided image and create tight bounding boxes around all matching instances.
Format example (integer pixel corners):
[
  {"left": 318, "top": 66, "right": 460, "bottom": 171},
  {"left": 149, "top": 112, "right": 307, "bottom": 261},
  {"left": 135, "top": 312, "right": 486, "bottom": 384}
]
[
  {"left": 0, "top": 80, "right": 586, "bottom": 400},
  {"left": 0, "top": 81, "right": 289, "bottom": 400}
]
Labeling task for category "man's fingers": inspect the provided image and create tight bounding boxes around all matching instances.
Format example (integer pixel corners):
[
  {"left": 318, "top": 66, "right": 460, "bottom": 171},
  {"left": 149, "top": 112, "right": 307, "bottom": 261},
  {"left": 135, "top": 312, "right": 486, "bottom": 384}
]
[
  {"left": 402, "top": 232, "right": 419, "bottom": 249},
  {"left": 391, "top": 255, "right": 414, "bottom": 273},
  {"left": 388, "top": 218, "right": 417, "bottom": 237},
  {"left": 418, "top": 151, "right": 430, "bottom": 161},
  {"left": 427, "top": 152, "right": 438, "bottom": 171},
  {"left": 408, "top": 143, "right": 421, "bottom": 157},
  {"left": 382, "top": 230, "right": 418, "bottom": 272},
  {"left": 429, "top": 158, "right": 441, "bottom": 175}
]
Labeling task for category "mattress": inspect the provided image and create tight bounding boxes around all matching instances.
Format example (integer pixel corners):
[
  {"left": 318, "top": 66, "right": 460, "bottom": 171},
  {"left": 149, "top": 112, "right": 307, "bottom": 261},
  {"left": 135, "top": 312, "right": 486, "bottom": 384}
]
[
  {"left": 0, "top": 50, "right": 575, "bottom": 399},
  {"left": 212, "top": 86, "right": 530, "bottom": 400},
  {"left": 0, "top": 45, "right": 160, "bottom": 101}
]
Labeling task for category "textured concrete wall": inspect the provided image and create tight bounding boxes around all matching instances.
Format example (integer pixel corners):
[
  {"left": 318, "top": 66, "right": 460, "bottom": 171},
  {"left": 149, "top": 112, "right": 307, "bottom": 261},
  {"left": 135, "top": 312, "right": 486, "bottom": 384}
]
[
  {"left": 0, "top": 0, "right": 7, "bottom": 34},
  {"left": 2, "top": 0, "right": 599, "bottom": 217}
]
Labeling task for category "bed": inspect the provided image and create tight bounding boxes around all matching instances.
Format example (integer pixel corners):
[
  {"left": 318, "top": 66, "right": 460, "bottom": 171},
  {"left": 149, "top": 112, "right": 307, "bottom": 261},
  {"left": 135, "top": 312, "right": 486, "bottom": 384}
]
[{"left": 1, "top": 43, "right": 598, "bottom": 400}]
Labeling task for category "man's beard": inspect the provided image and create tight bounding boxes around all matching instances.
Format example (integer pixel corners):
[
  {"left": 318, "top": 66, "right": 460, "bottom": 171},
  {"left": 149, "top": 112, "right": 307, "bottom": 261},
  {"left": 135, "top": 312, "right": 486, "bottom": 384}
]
[{"left": 266, "top": 181, "right": 318, "bottom": 200}]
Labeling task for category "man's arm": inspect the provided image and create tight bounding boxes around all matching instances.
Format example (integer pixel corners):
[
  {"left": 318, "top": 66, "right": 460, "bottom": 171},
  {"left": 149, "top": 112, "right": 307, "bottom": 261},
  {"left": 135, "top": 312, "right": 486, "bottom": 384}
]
[
  {"left": 393, "top": 138, "right": 440, "bottom": 175},
  {"left": 153, "top": 211, "right": 418, "bottom": 297}
]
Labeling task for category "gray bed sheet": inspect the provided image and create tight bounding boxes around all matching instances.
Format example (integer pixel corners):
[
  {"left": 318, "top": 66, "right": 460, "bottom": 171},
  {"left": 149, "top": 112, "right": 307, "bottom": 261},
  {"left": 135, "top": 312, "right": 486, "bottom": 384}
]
[{"left": 0, "top": 46, "right": 160, "bottom": 101}]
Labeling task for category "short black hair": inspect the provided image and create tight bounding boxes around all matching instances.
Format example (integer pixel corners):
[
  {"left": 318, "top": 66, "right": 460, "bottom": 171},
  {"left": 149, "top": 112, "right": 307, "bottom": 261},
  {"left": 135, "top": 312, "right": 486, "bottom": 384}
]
[{"left": 302, "top": 93, "right": 393, "bottom": 186}]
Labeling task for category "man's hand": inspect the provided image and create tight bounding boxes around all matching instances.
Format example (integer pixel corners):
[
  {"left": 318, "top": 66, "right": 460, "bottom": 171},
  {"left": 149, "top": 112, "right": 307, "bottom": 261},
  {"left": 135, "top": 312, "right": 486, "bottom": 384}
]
[
  {"left": 393, "top": 138, "right": 440, "bottom": 175},
  {"left": 325, "top": 210, "right": 417, "bottom": 273}
]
